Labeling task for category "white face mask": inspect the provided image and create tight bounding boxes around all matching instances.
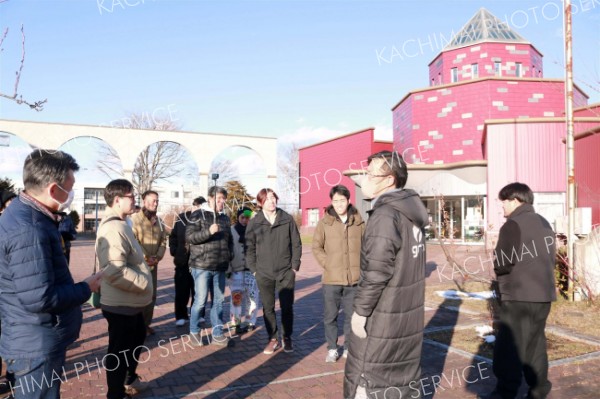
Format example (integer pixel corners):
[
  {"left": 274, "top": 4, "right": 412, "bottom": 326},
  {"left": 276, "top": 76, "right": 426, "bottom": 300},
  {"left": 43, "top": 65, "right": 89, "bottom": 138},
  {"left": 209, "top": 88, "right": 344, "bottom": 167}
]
[{"left": 50, "top": 184, "right": 74, "bottom": 212}]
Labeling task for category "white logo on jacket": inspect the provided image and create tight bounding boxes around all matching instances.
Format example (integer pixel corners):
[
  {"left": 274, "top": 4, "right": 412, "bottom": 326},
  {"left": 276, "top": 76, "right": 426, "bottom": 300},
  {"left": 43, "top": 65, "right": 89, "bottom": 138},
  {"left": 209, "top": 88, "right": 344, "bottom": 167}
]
[{"left": 411, "top": 225, "right": 425, "bottom": 258}]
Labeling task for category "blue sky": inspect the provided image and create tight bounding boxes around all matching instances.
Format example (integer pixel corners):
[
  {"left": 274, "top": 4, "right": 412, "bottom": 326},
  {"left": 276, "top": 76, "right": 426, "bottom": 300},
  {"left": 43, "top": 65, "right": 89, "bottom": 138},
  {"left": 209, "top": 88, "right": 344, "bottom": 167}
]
[{"left": 1, "top": 0, "right": 599, "bottom": 145}]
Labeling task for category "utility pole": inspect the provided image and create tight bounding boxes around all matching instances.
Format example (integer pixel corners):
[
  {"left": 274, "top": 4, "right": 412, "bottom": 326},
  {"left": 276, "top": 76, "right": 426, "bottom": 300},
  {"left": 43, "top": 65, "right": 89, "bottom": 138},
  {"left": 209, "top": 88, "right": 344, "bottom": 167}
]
[{"left": 564, "top": 0, "right": 576, "bottom": 300}]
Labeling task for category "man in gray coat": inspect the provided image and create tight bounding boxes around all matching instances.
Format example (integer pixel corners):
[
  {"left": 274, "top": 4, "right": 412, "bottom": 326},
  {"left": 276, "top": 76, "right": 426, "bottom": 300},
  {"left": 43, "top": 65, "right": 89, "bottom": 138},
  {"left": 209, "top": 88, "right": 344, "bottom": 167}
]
[{"left": 344, "top": 151, "right": 428, "bottom": 399}]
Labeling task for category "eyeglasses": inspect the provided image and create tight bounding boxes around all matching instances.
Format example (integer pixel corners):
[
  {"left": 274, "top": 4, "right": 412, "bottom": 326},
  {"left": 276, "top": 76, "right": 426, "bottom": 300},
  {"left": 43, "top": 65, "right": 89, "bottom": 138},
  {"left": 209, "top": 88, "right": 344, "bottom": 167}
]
[{"left": 121, "top": 194, "right": 136, "bottom": 200}]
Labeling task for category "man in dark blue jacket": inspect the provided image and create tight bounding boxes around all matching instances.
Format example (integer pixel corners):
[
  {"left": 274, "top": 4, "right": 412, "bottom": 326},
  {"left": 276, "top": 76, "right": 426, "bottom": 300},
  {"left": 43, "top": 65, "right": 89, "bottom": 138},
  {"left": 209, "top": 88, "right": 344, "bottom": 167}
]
[{"left": 0, "top": 150, "right": 102, "bottom": 399}]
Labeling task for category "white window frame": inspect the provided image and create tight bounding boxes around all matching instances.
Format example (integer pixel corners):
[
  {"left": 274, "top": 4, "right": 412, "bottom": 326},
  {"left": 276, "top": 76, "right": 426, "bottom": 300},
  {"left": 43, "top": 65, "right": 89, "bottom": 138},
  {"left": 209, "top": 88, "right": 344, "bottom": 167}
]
[
  {"left": 451, "top": 67, "right": 458, "bottom": 83},
  {"left": 494, "top": 61, "right": 502, "bottom": 77}
]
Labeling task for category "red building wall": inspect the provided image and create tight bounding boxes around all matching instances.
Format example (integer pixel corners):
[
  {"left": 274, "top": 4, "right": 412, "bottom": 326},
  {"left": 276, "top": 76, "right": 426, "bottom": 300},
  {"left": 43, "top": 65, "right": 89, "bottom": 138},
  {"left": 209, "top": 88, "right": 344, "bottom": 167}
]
[
  {"left": 299, "top": 128, "right": 391, "bottom": 225},
  {"left": 429, "top": 42, "right": 544, "bottom": 84},
  {"left": 486, "top": 120, "right": 600, "bottom": 230},
  {"left": 393, "top": 79, "right": 588, "bottom": 164},
  {"left": 486, "top": 122, "right": 567, "bottom": 230},
  {"left": 575, "top": 127, "right": 600, "bottom": 225},
  {"left": 575, "top": 103, "right": 600, "bottom": 117}
]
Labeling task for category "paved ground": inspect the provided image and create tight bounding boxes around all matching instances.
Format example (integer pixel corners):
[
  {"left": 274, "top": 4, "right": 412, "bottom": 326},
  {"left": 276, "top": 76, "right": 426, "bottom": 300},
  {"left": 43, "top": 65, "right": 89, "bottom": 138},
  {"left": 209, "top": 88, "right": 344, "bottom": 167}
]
[{"left": 32, "top": 239, "right": 600, "bottom": 398}]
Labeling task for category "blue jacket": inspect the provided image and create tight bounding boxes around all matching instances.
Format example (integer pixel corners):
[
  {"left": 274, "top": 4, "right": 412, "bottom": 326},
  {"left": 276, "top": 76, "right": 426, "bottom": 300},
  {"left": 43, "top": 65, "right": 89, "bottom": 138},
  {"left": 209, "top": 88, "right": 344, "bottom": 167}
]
[{"left": 0, "top": 196, "right": 91, "bottom": 358}]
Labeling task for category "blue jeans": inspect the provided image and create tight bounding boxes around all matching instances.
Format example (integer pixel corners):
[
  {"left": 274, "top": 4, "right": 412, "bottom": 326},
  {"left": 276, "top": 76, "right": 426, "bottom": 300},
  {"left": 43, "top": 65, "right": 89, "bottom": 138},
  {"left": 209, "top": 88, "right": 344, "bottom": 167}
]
[
  {"left": 7, "top": 353, "right": 66, "bottom": 399},
  {"left": 190, "top": 269, "right": 226, "bottom": 336}
]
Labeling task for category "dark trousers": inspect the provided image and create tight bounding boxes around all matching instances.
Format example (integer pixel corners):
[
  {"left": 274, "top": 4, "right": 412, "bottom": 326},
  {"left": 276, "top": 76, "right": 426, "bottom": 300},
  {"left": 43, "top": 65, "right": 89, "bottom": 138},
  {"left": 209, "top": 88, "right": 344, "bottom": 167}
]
[
  {"left": 102, "top": 310, "right": 147, "bottom": 399},
  {"left": 143, "top": 266, "right": 158, "bottom": 328},
  {"left": 174, "top": 267, "right": 195, "bottom": 320},
  {"left": 323, "top": 284, "right": 355, "bottom": 350},
  {"left": 256, "top": 270, "right": 295, "bottom": 340},
  {"left": 493, "top": 301, "right": 552, "bottom": 399}
]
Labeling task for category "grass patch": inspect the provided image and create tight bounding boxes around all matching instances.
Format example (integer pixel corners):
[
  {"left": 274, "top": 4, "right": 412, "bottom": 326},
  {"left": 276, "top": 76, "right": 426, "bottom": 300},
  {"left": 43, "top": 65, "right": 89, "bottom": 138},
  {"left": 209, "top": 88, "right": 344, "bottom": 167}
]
[
  {"left": 425, "top": 327, "right": 600, "bottom": 362},
  {"left": 547, "top": 297, "right": 600, "bottom": 339},
  {"left": 426, "top": 283, "right": 600, "bottom": 341}
]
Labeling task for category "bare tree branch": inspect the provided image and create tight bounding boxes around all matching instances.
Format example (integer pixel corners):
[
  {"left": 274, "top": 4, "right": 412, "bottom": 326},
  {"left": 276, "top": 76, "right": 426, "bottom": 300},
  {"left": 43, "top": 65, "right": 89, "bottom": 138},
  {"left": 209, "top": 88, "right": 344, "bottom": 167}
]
[
  {"left": 0, "top": 24, "right": 47, "bottom": 111},
  {"left": 96, "top": 112, "right": 189, "bottom": 193},
  {"left": 277, "top": 142, "right": 299, "bottom": 208},
  {"left": 0, "top": 27, "right": 8, "bottom": 48}
]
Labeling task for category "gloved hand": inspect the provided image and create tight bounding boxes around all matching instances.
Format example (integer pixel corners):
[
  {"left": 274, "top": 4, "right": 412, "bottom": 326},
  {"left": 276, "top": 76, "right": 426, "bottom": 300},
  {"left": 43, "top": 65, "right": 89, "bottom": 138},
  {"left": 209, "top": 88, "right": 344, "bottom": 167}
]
[{"left": 351, "top": 312, "right": 367, "bottom": 339}]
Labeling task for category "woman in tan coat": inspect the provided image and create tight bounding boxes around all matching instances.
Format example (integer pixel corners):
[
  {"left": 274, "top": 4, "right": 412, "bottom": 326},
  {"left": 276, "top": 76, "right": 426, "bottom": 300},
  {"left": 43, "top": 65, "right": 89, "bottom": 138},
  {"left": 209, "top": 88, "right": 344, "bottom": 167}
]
[{"left": 312, "top": 185, "right": 365, "bottom": 363}]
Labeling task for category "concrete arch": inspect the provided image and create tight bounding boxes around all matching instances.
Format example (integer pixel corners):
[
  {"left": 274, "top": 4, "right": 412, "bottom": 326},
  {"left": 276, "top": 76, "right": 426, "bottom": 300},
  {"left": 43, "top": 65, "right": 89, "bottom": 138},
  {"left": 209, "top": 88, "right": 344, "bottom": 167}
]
[
  {"left": 57, "top": 136, "right": 124, "bottom": 183},
  {"left": 210, "top": 144, "right": 269, "bottom": 195},
  {"left": 0, "top": 120, "right": 278, "bottom": 195},
  {"left": 210, "top": 144, "right": 268, "bottom": 174},
  {"left": 133, "top": 139, "right": 200, "bottom": 185},
  {"left": 0, "top": 131, "right": 35, "bottom": 188}
]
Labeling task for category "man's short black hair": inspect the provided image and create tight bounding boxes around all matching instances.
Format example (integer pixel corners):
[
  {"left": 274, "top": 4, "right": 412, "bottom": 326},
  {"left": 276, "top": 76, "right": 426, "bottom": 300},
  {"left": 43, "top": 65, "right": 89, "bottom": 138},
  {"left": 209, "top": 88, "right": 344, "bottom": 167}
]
[
  {"left": 193, "top": 196, "right": 206, "bottom": 206},
  {"left": 498, "top": 182, "right": 534, "bottom": 205},
  {"left": 104, "top": 179, "right": 134, "bottom": 207},
  {"left": 23, "top": 150, "right": 80, "bottom": 193},
  {"left": 142, "top": 190, "right": 159, "bottom": 199},
  {"left": 367, "top": 150, "right": 408, "bottom": 189},
  {"left": 329, "top": 185, "right": 351, "bottom": 200},
  {"left": 208, "top": 186, "right": 227, "bottom": 199}
]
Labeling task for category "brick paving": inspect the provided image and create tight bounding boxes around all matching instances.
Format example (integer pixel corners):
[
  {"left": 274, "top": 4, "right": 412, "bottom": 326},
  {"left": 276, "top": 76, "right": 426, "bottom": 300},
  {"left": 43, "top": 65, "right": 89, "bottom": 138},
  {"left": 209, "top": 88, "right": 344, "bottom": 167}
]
[{"left": 50, "top": 239, "right": 600, "bottom": 398}]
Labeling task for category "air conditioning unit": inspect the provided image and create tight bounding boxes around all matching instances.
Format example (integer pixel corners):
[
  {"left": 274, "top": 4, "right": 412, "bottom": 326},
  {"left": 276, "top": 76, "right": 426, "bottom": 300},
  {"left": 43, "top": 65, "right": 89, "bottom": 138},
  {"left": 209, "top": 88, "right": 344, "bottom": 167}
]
[
  {"left": 554, "top": 208, "right": 591, "bottom": 235},
  {"left": 575, "top": 207, "right": 592, "bottom": 235}
]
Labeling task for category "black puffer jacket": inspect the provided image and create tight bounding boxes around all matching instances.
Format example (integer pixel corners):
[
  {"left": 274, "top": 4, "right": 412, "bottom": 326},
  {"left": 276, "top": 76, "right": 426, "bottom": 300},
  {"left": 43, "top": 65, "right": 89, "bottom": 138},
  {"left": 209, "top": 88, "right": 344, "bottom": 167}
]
[
  {"left": 169, "top": 211, "right": 191, "bottom": 268},
  {"left": 185, "top": 207, "right": 233, "bottom": 271},
  {"left": 245, "top": 209, "right": 302, "bottom": 280},
  {"left": 344, "top": 189, "right": 428, "bottom": 399}
]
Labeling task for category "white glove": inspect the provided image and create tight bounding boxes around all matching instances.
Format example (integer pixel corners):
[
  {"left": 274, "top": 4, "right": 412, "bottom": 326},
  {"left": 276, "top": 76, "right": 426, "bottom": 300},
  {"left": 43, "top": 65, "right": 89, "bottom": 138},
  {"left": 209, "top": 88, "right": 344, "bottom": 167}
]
[{"left": 351, "top": 312, "right": 367, "bottom": 339}]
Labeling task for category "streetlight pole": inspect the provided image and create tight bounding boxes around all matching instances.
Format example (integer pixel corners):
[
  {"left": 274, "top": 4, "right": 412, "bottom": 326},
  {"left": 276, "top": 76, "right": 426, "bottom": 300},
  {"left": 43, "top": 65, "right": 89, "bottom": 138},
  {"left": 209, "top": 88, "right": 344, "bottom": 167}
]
[
  {"left": 211, "top": 173, "right": 219, "bottom": 223},
  {"left": 95, "top": 190, "right": 99, "bottom": 234},
  {"left": 564, "top": 0, "right": 576, "bottom": 300}
]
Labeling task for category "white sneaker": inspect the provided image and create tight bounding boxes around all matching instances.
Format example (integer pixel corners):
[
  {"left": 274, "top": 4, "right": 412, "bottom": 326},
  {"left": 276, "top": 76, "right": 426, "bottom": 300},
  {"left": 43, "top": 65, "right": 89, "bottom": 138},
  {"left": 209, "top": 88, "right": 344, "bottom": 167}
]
[
  {"left": 325, "top": 349, "right": 339, "bottom": 363},
  {"left": 342, "top": 348, "right": 348, "bottom": 358},
  {"left": 175, "top": 319, "right": 186, "bottom": 326}
]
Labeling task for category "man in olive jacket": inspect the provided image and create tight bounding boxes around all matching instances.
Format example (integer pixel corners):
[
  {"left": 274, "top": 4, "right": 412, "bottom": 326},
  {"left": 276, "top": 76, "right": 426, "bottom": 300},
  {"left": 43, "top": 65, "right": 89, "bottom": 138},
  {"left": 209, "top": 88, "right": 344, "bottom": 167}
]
[
  {"left": 344, "top": 151, "right": 428, "bottom": 399},
  {"left": 131, "top": 190, "right": 167, "bottom": 335},
  {"left": 312, "top": 185, "right": 364, "bottom": 363}
]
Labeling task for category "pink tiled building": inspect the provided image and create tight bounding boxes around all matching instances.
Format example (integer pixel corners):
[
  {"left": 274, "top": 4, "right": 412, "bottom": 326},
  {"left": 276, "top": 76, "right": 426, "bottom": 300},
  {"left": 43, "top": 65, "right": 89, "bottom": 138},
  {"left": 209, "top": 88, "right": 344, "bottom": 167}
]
[{"left": 299, "top": 8, "right": 600, "bottom": 241}]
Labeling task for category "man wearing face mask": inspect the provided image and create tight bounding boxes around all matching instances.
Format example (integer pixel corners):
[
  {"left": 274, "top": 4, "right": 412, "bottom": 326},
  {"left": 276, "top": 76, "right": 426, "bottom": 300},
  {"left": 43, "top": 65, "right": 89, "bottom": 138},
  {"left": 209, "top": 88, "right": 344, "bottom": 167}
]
[
  {"left": 344, "top": 151, "right": 428, "bottom": 399},
  {"left": 0, "top": 150, "right": 102, "bottom": 399}
]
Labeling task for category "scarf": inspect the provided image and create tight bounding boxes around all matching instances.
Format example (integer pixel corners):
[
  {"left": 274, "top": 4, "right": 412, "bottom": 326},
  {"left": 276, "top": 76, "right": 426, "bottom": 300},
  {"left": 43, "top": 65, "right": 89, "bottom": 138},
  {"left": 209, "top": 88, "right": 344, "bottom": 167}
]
[
  {"left": 142, "top": 207, "right": 158, "bottom": 224},
  {"left": 234, "top": 222, "right": 246, "bottom": 244},
  {"left": 20, "top": 192, "right": 63, "bottom": 224}
]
